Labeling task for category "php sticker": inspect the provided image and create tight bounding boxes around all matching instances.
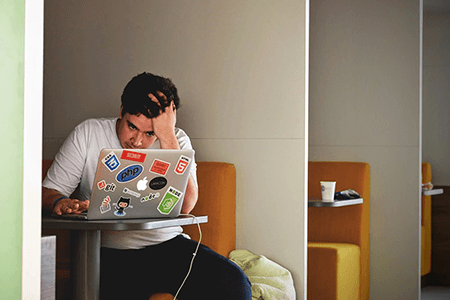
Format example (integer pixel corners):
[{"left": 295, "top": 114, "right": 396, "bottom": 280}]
[
  {"left": 157, "top": 186, "right": 183, "bottom": 215},
  {"left": 116, "top": 164, "right": 143, "bottom": 183},
  {"left": 174, "top": 155, "right": 190, "bottom": 175},
  {"left": 102, "top": 151, "right": 121, "bottom": 172},
  {"left": 121, "top": 150, "right": 147, "bottom": 163},
  {"left": 150, "top": 159, "right": 170, "bottom": 176},
  {"left": 100, "top": 196, "right": 112, "bottom": 214}
]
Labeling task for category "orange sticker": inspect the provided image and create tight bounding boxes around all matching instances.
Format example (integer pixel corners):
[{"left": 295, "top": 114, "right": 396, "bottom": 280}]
[{"left": 150, "top": 159, "right": 170, "bottom": 176}]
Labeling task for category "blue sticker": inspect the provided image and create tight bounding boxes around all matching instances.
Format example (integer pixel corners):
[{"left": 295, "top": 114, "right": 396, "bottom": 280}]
[
  {"left": 116, "top": 164, "right": 143, "bottom": 183},
  {"left": 102, "top": 152, "right": 121, "bottom": 172}
]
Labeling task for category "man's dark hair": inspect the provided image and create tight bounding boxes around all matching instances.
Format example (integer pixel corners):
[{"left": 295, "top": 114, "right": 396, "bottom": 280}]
[{"left": 121, "top": 72, "right": 180, "bottom": 118}]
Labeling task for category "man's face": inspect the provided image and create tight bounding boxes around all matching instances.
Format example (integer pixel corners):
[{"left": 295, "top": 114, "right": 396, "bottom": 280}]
[{"left": 116, "top": 112, "right": 157, "bottom": 149}]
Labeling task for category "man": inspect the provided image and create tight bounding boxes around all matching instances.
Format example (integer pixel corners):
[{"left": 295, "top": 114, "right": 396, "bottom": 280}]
[{"left": 42, "top": 72, "right": 251, "bottom": 300}]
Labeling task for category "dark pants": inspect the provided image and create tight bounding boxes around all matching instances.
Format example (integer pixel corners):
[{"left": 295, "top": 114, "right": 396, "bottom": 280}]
[{"left": 100, "top": 235, "right": 252, "bottom": 300}]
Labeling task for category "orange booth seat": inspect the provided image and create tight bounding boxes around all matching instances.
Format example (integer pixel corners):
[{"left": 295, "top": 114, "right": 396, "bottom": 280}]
[
  {"left": 308, "top": 161, "right": 370, "bottom": 300},
  {"left": 421, "top": 162, "right": 432, "bottom": 277},
  {"left": 42, "top": 160, "right": 237, "bottom": 300}
]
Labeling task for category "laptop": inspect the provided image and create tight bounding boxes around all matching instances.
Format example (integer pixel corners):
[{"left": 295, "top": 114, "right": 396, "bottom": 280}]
[{"left": 55, "top": 148, "right": 194, "bottom": 220}]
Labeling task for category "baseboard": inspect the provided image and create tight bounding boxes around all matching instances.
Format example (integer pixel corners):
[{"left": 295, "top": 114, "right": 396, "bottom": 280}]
[{"left": 423, "top": 273, "right": 450, "bottom": 287}]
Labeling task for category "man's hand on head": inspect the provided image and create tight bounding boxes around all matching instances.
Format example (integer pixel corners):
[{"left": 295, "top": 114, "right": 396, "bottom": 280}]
[
  {"left": 53, "top": 198, "right": 90, "bottom": 215},
  {"left": 148, "top": 92, "right": 179, "bottom": 149}
]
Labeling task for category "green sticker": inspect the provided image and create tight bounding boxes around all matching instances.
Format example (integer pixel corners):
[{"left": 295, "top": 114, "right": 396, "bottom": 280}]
[{"left": 158, "top": 186, "right": 183, "bottom": 214}]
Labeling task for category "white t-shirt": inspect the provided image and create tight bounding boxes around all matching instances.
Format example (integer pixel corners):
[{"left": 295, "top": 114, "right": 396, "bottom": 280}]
[{"left": 43, "top": 117, "right": 197, "bottom": 249}]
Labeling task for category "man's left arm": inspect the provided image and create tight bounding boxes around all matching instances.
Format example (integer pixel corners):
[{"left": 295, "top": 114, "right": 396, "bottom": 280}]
[
  {"left": 149, "top": 92, "right": 199, "bottom": 214},
  {"left": 181, "top": 175, "right": 198, "bottom": 214}
]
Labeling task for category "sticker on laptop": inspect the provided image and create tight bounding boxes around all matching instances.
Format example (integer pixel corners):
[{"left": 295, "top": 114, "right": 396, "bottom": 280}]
[
  {"left": 123, "top": 188, "right": 141, "bottom": 198},
  {"left": 102, "top": 151, "right": 121, "bottom": 172},
  {"left": 100, "top": 196, "right": 112, "bottom": 214},
  {"left": 174, "top": 155, "right": 190, "bottom": 175},
  {"left": 121, "top": 150, "right": 147, "bottom": 163},
  {"left": 104, "top": 183, "right": 116, "bottom": 192},
  {"left": 114, "top": 196, "right": 133, "bottom": 217},
  {"left": 157, "top": 186, "right": 183, "bottom": 215},
  {"left": 97, "top": 180, "right": 107, "bottom": 190},
  {"left": 149, "top": 159, "right": 170, "bottom": 176},
  {"left": 136, "top": 177, "right": 148, "bottom": 191},
  {"left": 97, "top": 180, "right": 116, "bottom": 192},
  {"left": 140, "top": 192, "right": 160, "bottom": 202},
  {"left": 116, "top": 164, "right": 143, "bottom": 183},
  {"left": 149, "top": 177, "right": 167, "bottom": 190}
]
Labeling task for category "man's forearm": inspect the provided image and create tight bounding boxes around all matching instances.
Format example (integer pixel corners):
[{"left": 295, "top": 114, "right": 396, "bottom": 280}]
[
  {"left": 42, "top": 187, "right": 66, "bottom": 211},
  {"left": 158, "top": 132, "right": 180, "bottom": 150},
  {"left": 181, "top": 176, "right": 198, "bottom": 214}
]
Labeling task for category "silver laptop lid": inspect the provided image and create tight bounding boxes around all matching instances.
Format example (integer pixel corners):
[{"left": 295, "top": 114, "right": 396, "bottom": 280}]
[{"left": 87, "top": 148, "right": 194, "bottom": 220}]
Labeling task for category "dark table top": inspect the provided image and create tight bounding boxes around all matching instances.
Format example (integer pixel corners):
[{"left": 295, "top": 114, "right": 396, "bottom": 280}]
[{"left": 42, "top": 215, "right": 208, "bottom": 231}]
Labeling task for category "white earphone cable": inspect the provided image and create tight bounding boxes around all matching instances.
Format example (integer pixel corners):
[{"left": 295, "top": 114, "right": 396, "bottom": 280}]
[{"left": 173, "top": 214, "right": 202, "bottom": 300}]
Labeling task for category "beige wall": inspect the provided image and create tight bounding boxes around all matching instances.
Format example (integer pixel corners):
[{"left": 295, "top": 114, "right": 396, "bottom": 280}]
[
  {"left": 423, "top": 11, "right": 450, "bottom": 185},
  {"left": 309, "top": 1, "right": 421, "bottom": 299},
  {"left": 44, "top": 0, "right": 308, "bottom": 297}
]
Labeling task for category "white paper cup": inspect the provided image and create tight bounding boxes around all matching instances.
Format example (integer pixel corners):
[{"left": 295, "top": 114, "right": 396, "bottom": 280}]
[{"left": 321, "top": 181, "right": 336, "bottom": 202}]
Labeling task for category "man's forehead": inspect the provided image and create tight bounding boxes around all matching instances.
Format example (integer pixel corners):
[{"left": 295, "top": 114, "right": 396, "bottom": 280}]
[{"left": 124, "top": 113, "right": 154, "bottom": 131}]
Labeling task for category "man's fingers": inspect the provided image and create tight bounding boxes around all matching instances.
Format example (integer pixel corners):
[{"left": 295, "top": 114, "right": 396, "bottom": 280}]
[
  {"left": 54, "top": 199, "right": 89, "bottom": 215},
  {"left": 148, "top": 92, "right": 170, "bottom": 111}
]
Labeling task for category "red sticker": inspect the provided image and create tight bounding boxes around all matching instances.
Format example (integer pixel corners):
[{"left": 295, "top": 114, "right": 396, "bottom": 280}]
[
  {"left": 175, "top": 155, "right": 190, "bottom": 175},
  {"left": 102, "top": 195, "right": 111, "bottom": 204},
  {"left": 150, "top": 159, "right": 171, "bottom": 176},
  {"left": 121, "top": 150, "right": 147, "bottom": 163},
  {"left": 97, "top": 180, "right": 106, "bottom": 190}
]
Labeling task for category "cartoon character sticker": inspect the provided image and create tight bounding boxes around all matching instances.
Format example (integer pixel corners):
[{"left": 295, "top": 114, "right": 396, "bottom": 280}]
[
  {"left": 99, "top": 196, "right": 112, "bottom": 214},
  {"left": 174, "top": 155, "right": 190, "bottom": 175},
  {"left": 102, "top": 151, "right": 121, "bottom": 172},
  {"left": 149, "top": 159, "right": 170, "bottom": 176},
  {"left": 157, "top": 187, "right": 183, "bottom": 215},
  {"left": 114, "top": 197, "right": 133, "bottom": 217}
]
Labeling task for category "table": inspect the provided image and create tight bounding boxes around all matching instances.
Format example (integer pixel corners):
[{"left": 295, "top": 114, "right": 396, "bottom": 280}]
[
  {"left": 422, "top": 188, "right": 444, "bottom": 196},
  {"left": 42, "top": 215, "right": 208, "bottom": 300},
  {"left": 308, "top": 197, "right": 363, "bottom": 207}
]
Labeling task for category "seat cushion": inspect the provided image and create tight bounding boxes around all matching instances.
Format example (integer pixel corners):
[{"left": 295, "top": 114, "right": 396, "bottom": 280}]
[{"left": 308, "top": 243, "right": 360, "bottom": 300}]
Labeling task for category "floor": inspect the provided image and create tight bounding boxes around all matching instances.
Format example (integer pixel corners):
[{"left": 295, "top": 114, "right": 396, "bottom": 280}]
[{"left": 422, "top": 286, "right": 450, "bottom": 300}]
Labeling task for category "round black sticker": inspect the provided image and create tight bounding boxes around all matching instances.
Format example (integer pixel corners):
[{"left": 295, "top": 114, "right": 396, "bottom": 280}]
[{"left": 149, "top": 177, "right": 167, "bottom": 190}]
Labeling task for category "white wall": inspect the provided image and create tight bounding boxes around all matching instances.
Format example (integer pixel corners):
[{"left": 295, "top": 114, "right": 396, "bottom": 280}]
[
  {"left": 423, "top": 11, "right": 450, "bottom": 185},
  {"left": 44, "top": 0, "right": 309, "bottom": 297},
  {"left": 309, "top": 1, "right": 421, "bottom": 299}
]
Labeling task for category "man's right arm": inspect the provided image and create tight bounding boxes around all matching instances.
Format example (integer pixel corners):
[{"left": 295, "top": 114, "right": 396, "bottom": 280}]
[{"left": 42, "top": 187, "right": 89, "bottom": 215}]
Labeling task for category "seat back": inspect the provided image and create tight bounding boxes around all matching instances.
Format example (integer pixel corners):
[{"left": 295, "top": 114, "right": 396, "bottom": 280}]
[
  {"left": 421, "top": 162, "right": 432, "bottom": 276},
  {"left": 182, "top": 162, "right": 236, "bottom": 257},
  {"left": 308, "top": 161, "right": 370, "bottom": 300}
]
